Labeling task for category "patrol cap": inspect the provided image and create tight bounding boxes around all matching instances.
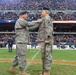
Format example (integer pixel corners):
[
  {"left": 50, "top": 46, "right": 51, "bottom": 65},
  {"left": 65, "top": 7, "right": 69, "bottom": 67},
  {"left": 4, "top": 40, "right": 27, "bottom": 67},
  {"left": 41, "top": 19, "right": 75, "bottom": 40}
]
[
  {"left": 43, "top": 7, "right": 49, "bottom": 10},
  {"left": 19, "top": 11, "right": 28, "bottom": 15}
]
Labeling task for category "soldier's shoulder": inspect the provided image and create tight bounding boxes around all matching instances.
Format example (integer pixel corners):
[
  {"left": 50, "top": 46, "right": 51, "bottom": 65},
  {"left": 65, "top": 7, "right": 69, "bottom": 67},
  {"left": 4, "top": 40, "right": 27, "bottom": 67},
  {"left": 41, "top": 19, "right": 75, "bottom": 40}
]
[
  {"left": 16, "top": 18, "right": 21, "bottom": 22},
  {"left": 45, "top": 16, "right": 51, "bottom": 20},
  {"left": 17, "top": 18, "right": 26, "bottom": 23},
  {"left": 45, "top": 16, "right": 53, "bottom": 25},
  {"left": 17, "top": 18, "right": 23, "bottom": 21},
  {"left": 17, "top": 18, "right": 24, "bottom": 21}
]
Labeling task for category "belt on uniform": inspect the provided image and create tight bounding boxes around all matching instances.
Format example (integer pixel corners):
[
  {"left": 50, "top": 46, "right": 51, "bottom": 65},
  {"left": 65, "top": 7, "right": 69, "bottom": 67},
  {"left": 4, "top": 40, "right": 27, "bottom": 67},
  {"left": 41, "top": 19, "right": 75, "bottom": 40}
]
[
  {"left": 15, "top": 28, "right": 26, "bottom": 30},
  {"left": 17, "top": 42, "right": 27, "bottom": 44}
]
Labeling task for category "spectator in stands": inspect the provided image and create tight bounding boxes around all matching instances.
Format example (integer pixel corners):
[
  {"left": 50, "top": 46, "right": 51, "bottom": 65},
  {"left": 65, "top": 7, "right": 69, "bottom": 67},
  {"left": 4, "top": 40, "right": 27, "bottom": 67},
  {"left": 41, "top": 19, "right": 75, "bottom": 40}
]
[
  {"left": 0, "top": 0, "right": 76, "bottom": 10},
  {"left": 57, "top": 43, "right": 61, "bottom": 49},
  {"left": 0, "top": 39, "right": 3, "bottom": 48},
  {"left": 0, "top": 0, "right": 76, "bottom": 20},
  {"left": 7, "top": 37, "right": 13, "bottom": 52},
  {"left": 74, "top": 39, "right": 76, "bottom": 48}
]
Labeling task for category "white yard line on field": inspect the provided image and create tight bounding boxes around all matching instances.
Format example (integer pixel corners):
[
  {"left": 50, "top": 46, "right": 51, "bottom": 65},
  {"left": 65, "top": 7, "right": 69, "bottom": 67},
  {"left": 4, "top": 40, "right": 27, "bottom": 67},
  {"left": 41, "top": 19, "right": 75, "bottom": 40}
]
[
  {"left": 16, "top": 50, "right": 40, "bottom": 75},
  {"left": 25, "top": 50, "right": 40, "bottom": 70},
  {"left": 53, "top": 63, "right": 76, "bottom": 66}
]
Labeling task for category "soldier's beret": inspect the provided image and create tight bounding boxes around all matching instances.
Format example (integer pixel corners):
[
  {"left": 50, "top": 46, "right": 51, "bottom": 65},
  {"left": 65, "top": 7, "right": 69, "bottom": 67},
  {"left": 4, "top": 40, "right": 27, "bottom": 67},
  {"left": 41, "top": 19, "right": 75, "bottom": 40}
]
[
  {"left": 19, "top": 11, "right": 28, "bottom": 15},
  {"left": 43, "top": 7, "right": 49, "bottom": 10}
]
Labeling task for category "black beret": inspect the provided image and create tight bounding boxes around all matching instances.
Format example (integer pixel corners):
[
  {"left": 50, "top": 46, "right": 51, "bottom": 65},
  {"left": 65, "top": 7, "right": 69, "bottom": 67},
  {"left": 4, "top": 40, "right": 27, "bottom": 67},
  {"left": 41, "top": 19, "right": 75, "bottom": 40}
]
[
  {"left": 43, "top": 7, "right": 49, "bottom": 10},
  {"left": 19, "top": 11, "right": 28, "bottom": 15}
]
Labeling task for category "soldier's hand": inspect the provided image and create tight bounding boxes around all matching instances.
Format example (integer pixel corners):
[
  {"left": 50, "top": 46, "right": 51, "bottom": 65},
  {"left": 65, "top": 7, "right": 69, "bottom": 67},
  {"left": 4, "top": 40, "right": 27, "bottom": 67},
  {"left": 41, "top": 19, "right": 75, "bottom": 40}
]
[
  {"left": 33, "top": 19, "right": 42, "bottom": 22},
  {"left": 36, "top": 40, "right": 38, "bottom": 42},
  {"left": 38, "top": 19, "right": 43, "bottom": 23},
  {"left": 38, "top": 19, "right": 42, "bottom": 26},
  {"left": 45, "top": 40, "right": 50, "bottom": 44}
]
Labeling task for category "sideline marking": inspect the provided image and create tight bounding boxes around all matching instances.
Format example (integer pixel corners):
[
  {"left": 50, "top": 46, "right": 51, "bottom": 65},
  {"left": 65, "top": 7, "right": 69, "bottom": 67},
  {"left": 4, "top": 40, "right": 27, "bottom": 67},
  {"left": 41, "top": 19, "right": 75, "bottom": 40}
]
[
  {"left": 0, "top": 59, "right": 76, "bottom": 66},
  {"left": 25, "top": 50, "right": 40, "bottom": 70}
]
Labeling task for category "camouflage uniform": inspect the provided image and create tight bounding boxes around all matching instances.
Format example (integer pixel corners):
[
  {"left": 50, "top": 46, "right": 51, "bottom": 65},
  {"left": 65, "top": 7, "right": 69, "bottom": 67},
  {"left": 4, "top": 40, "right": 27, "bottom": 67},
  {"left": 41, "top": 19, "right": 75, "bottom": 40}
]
[
  {"left": 12, "top": 18, "right": 40, "bottom": 71},
  {"left": 37, "top": 15, "right": 53, "bottom": 70}
]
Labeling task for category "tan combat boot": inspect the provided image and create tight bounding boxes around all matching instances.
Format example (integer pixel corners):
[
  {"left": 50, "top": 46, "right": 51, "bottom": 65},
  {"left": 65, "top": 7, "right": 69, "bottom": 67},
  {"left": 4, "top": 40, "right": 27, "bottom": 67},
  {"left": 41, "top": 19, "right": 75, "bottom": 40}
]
[
  {"left": 40, "top": 70, "right": 50, "bottom": 75},
  {"left": 19, "top": 70, "right": 30, "bottom": 75},
  {"left": 39, "top": 70, "right": 45, "bottom": 74},
  {"left": 8, "top": 66, "right": 18, "bottom": 74}
]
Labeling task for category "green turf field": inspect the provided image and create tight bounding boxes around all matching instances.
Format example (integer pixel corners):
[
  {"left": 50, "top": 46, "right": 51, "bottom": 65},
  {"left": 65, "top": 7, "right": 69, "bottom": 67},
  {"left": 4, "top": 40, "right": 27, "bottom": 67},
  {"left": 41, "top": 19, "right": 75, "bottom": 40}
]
[{"left": 0, "top": 48, "right": 76, "bottom": 75}]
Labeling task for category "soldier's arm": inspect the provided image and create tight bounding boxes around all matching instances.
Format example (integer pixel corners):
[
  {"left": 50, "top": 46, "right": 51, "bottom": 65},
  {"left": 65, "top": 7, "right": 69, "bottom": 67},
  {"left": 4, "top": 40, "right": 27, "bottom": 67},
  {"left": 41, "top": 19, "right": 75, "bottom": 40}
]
[
  {"left": 27, "top": 24, "right": 39, "bottom": 31},
  {"left": 45, "top": 18, "right": 53, "bottom": 34},
  {"left": 45, "top": 18, "right": 53, "bottom": 43},
  {"left": 18, "top": 19, "right": 41, "bottom": 29},
  {"left": 18, "top": 19, "right": 27, "bottom": 28},
  {"left": 26, "top": 19, "right": 41, "bottom": 27},
  {"left": 26, "top": 19, "right": 42, "bottom": 30}
]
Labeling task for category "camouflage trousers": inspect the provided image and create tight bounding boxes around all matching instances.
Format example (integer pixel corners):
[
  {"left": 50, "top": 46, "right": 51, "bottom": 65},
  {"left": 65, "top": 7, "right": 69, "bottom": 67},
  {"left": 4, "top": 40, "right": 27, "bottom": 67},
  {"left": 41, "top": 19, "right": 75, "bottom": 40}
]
[
  {"left": 12, "top": 44, "right": 27, "bottom": 71},
  {"left": 40, "top": 42, "right": 52, "bottom": 70}
]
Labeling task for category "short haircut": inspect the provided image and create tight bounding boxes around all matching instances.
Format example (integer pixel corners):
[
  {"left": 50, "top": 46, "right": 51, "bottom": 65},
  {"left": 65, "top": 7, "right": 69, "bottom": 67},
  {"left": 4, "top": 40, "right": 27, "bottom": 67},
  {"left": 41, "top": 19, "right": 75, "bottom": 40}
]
[{"left": 19, "top": 11, "right": 28, "bottom": 16}]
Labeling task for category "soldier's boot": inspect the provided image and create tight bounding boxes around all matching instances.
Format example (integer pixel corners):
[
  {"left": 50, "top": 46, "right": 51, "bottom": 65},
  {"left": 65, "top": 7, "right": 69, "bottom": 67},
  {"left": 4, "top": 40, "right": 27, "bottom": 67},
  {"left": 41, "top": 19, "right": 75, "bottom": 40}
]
[
  {"left": 39, "top": 71, "right": 45, "bottom": 74},
  {"left": 8, "top": 66, "right": 18, "bottom": 74},
  {"left": 40, "top": 70, "right": 50, "bottom": 75},
  {"left": 19, "top": 70, "right": 30, "bottom": 75}
]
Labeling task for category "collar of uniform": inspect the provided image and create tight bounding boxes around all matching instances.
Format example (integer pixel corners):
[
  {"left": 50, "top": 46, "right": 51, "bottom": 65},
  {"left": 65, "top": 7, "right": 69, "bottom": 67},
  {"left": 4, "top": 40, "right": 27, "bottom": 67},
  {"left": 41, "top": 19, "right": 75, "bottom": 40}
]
[
  {"left": 42, "top": 15, "right": 50, "bottom": 20},
  {"left": 19, "top": 18, "right": 26, "bottom": 21}
]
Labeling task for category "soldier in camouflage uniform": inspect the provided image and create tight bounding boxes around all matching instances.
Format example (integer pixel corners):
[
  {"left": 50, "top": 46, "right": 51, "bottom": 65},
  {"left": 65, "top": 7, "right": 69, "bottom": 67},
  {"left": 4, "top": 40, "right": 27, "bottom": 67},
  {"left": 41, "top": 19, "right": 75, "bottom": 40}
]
[
  {"left": 8, "top": 11, "right": 42, "bottom": 75},
  {"left": 37, "top": 7, "right": 53, "bottom": 75}
]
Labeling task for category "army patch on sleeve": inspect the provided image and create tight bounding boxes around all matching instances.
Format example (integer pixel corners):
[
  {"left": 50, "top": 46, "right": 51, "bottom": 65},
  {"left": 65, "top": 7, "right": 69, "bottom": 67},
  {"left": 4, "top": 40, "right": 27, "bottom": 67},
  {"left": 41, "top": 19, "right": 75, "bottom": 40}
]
[
  {"left": 48, "top": 21, "right": 50, "bottom": 23},
  {"left": 48, "top": 21, "right": 51, "bottom": 25}
]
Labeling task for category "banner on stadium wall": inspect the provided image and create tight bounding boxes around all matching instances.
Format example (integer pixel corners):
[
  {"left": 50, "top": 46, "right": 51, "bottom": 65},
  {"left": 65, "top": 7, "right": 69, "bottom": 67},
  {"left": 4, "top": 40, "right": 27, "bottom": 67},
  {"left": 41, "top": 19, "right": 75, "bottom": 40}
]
[
  {"left": 6, "top": 44, "right": 76, "bottom": 49},
  {"left": 0, "top": 20, "right": 16, "bottom": 23},
  {"left": 0, "top": 20, "right": 76, "bottom": 23},
  {"left": 53, "top": 21, "right": 76, "bottom": 23}
]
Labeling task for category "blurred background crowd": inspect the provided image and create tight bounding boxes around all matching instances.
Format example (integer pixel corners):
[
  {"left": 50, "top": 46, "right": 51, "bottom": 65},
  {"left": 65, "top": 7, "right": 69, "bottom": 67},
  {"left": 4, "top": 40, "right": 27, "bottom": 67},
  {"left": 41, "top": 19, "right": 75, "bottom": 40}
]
[
  {"left": 0, "top": 0, "right": 76, "bottom": 48},
  {"left": 0, "top": 0, "right": 76, "bottom": 10},
  {"left": 0, "top": 12, "right": 76, "bottom": 20},
  {"left": 0, "top": 34, "right": 76, "bottom": 48},
  {"left": 0, "top": 0, "right": 76, "bottom": 20}
]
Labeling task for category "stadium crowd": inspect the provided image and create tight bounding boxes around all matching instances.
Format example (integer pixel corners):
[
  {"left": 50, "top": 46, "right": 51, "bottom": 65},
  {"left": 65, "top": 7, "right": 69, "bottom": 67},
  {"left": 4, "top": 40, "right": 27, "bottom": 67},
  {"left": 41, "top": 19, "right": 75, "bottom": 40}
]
[
  {"left": 54, "top": 35, "right": 76, "bottom": 44},
  {"left": 0, "top": 34, "right": 76, "bottom": 48},
  {"left": 0, "top": 12, "right": 76, "bottom": 20},
  {"left": 0, "top": 0, "right": 76, "bottom": 20},
  {"left": 51, "top": 12, "right": 76, "bottom": 20},
  {"left": 0, "top": 0, "right": 76, "bottom": 10},
  {"left": 0, "top": 34, "right": 15, "bottom": 48},
  {"left": 0, "top": 0, "right": 76, "bottom": 49}
]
